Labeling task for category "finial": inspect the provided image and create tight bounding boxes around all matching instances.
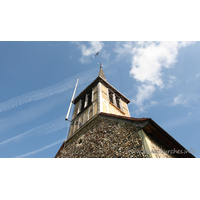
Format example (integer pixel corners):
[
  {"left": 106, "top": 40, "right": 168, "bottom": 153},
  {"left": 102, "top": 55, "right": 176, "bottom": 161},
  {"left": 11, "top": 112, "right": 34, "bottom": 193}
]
[{"left": 98, "top": 62, "right": 103, "bottom": 68}]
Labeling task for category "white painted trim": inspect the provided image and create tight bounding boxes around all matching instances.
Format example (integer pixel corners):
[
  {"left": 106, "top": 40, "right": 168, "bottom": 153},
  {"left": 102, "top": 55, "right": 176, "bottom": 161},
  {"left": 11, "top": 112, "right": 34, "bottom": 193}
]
[
  {"left": 85, "top": 94, "right": 88, "bottom": 108},
  {"left": 92, "top": 99, "right": 94, "bottom": 117},
  {"left": 93, "top": 100, "right": 97, "bottom": 115},
  {"left": 138, "top": 129, "right": 153, "bottom": 158},
  {"left": 106, "top": 87, "right": 109, "bottom": 102},
  {"left": 77, "top": 99, "right": 81, "bottom": 114},
  {"left": 127, "top": 105, "right": 131, "bottom": 117},
  {"left": 92, "top": 87, "right": 94, "bottom": 102},
  {"left": 77, "top": 116, "right": 80, "bottom": 129},
  {"left": 99, "top": 83, "right": 103, "bottom": 112},
  {"left": 120, "top": 98, "right": 124, "bottom": 112},
  {"left": 97, "top": 82, "right": 101, "bottom": 113},
  {"left": 113, "top": 93, "right": 117, "bottom": 107},
  {"left": 87, "top": 106, "right": 90, "bottom": 121}
]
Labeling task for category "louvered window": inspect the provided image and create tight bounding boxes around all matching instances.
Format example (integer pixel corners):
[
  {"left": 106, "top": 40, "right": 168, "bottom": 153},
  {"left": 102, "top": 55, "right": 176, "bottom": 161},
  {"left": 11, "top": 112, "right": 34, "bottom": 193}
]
[
  {"left": 116, "top": 96, "right": 121, "bottom": 109},
  {"left": 109, "top": 90, "right": 114, "bottom": 104}
]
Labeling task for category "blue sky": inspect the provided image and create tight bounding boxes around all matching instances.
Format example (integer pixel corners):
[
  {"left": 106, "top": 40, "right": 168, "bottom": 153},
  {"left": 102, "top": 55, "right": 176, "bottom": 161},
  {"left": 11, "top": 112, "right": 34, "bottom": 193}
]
[
  {"left": 1, "top": 2, "right": 200, "bottom": 200},
  {"left": 0, "top": 41, "right": 199, "bottom": 158}
]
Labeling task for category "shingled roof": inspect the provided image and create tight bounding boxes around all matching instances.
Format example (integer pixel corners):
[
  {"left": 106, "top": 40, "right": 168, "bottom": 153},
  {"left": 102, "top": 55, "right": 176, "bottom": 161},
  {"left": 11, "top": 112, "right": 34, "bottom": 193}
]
[{"left": 98, "top": 66, "right": 107, "bottom": 81}]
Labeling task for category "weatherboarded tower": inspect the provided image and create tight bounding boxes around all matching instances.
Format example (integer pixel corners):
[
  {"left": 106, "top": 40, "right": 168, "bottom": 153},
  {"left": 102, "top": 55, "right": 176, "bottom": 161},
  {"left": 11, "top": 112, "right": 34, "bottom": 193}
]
[{"left": 55, "top": 67, "right": 195, "bottom": 158}]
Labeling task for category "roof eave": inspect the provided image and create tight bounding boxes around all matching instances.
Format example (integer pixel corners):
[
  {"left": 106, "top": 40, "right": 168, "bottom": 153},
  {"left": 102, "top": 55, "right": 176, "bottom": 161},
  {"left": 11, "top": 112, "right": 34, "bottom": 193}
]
[
  {"left": 143, "top": 118, "right": 195, "bottom": 158},
  {"left": 73, "top": 76, "right": 131, "bottom": 104}
]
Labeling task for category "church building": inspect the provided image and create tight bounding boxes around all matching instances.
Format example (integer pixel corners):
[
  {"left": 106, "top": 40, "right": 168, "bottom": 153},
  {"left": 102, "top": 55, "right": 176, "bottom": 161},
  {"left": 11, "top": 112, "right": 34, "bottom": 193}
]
[{"left": 55, "top": 67, "right": 195, "bottom": 158}]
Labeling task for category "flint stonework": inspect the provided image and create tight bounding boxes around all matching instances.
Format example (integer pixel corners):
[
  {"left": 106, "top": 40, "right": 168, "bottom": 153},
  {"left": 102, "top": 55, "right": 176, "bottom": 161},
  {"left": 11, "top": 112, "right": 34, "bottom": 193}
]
[{"left": 56, "top": 115, "right": 147, "bottom": 158}]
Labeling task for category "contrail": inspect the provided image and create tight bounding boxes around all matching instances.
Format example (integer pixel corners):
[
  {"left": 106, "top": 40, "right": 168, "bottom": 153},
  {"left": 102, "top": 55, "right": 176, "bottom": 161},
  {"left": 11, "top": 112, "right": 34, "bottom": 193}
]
[
  {"left": 0, "top": 68, "right": 97, "bottom": 113},
  {"left": 15, "top": 139, "right": 65, "bottom": 158},
  {"left": 0, "top": 116, "right": 69, "bottom": 146},
  {"left": 0, "top": 92, "right": 69, "bottom": 133}
]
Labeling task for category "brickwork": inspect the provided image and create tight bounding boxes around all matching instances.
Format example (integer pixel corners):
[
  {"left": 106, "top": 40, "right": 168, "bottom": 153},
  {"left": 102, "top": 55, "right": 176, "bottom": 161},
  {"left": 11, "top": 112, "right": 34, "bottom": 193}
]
[{"left": 56, "top": 116, "right": 147, "bottom": 158}]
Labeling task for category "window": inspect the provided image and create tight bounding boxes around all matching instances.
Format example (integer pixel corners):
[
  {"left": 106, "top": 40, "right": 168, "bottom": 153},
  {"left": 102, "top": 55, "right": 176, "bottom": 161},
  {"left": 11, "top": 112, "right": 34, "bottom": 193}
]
[
  {"left": 116, "top": 96, "right": 121, "bottom": 109},
  {"left": 109, "top": 90, "right": 114, "bottom": 104},
  {"left": 87, "top": 90, "right": 92, "bottom": 105},
  {"left": 109, "top": 89, "right": 122, "bottom": 111},
  {"left": 80, "top": 96, "right": 85, "bottom": 112},
  {"left": 77, "top": 89, "right": 93, "bottom": 115}
]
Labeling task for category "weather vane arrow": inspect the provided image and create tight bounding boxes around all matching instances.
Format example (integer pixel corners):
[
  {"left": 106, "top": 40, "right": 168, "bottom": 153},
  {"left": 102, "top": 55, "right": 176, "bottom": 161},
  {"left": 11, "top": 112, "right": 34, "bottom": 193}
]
[{"left": 98, "top": 62, "right": 103, "bottom": 67}]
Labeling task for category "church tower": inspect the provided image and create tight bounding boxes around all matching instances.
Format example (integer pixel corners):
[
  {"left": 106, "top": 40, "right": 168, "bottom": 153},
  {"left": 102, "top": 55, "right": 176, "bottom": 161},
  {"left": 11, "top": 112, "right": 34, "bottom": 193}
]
[
  {"left": 55, "top": 67, "right": 195, "bottom": 158},
  {"left": 67, "top": 67, "right": 130, "bottom": 139}
]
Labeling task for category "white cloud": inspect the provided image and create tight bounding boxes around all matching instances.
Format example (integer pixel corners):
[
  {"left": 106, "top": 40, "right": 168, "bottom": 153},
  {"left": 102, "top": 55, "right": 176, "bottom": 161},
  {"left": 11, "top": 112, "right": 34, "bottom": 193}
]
[
  {"left": 169, "top": 75, "right": 176, "bottom": 81},
  {"left": 196, "top": 74, "right": 200, "bottom": 78},
  {"left": 167, "top": 75, "right": 177, "bottom": 88},
  {"left": 130, "top": 41, "right": 188, "bottom": 87},
  {"left": 174, "top": 94, "right": 183, "bottom": 105},
  {"left": 173, "top": 94, "right": 197, "bottom": 107},
  {"left": 115, "top": 41, "right": 133, "bottom": 56},
  {"left": 178, "top": 41, "right": 196, "bottom": 48},
  {"left": 77, "top": 41, "right": 104, "bottom": 64},
  {"left": 79, "top": 56, "right": 91, "bottom": 64},
  {"left": 115, "top": 41, "right": 196, "bottom": 113},
  {"left": 101, "top": 50, "right": 110, "bottom": 61},
  {"left": 81, "top": 41, "right": 104, "bottom": 56},
  {"left": 132, "top": 84, "right": 155, "bottom": 106}
]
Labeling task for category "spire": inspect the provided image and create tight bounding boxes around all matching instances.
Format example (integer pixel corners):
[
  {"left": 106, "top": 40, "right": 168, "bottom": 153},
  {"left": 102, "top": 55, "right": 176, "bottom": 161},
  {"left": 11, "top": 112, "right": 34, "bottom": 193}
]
[{"left": 98, "top": 66, "right": 107, "bottom": 81}]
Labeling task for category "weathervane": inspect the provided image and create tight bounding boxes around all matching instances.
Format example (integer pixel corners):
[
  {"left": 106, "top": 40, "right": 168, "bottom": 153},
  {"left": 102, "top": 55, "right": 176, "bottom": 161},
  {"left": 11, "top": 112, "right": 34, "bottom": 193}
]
[{"left": 98, "top": 62, "right": 103, "bottom": 68}]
